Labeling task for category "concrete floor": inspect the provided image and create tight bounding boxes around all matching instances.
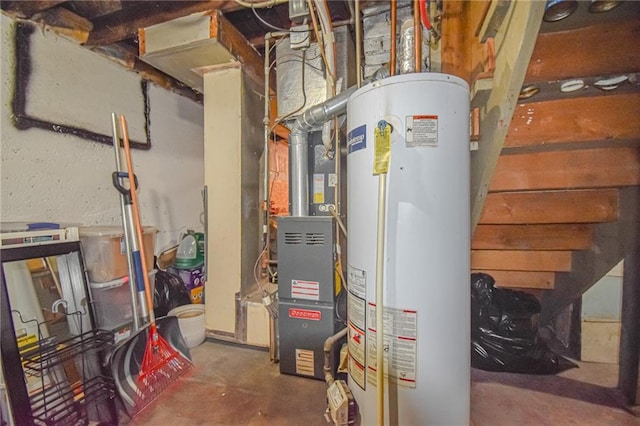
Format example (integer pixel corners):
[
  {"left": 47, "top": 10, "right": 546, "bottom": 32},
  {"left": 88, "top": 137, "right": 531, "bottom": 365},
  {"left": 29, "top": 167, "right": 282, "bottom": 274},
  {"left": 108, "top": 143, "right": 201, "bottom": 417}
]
[{"left": 125, "top": 340, "right": 640, "bottom": 425}]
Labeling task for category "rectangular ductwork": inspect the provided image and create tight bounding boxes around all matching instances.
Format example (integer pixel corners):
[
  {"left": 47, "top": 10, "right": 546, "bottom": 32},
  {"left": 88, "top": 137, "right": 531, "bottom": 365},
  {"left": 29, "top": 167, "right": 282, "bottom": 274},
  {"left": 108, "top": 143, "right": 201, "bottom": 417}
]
[{"left": 139, "top": 10, "right": 263, "bottom": 92}]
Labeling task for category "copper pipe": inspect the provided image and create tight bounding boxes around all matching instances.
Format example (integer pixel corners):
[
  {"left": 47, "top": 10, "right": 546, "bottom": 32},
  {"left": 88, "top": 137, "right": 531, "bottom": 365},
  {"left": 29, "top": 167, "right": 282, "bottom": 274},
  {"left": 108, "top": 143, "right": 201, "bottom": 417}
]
[
  {"left": 390, "top": 0, "right": 397, "bottom": 76},
  {"left": 414, "top": 0, "right": 422, "bottom": 72}
]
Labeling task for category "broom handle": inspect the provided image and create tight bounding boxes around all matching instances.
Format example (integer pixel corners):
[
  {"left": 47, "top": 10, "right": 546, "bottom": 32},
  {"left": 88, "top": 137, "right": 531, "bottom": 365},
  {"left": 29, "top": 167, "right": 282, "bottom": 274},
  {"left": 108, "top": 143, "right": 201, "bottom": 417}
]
[{"left": 119, "top": 115, "right": 156, "bottom": 329}]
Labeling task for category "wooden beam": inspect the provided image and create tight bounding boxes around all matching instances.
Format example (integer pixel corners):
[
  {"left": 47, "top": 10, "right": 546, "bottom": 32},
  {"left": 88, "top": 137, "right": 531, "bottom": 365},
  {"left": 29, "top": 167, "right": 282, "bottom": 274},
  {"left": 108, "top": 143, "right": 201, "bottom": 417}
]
[
  {"left": 472, "top": 249, "right": 572, "bottom": 272},
  {"left": 211, "top": 10, "right": 264, "bottom": 87},
  {"left": 31, "top": 7, "right": 93, "bottom": 44},
  {"left": 490, "top": 146, "right": 640, "bottom": 192},
  {"left": 85, "top": 1, "right": 237, "bottom": 46},
  {"left": 440, "top": 0, "right": 472, "bottom": 82},
  {"left": 472, "top": 224, "right": 593, "bottom": 250},
  {"left": 472, "top": 269, "right": 555, "bottom": 289},
  {"left": 0, "top": 0, "right": 65, "bottom": 18},
  {"left": 479, "top": 189, "right": 619, "bottom": 224},
  {"left": 467, "top": 1, "right": 546, "bottom": 232},
  {"left": 505, "top": 94, "right": 640, "bottom": 148},
  {"left": 525, "top": 20, "right": 640, "bottom": 83},
  {"left": 477, "top": 0, "right": 511, "bottom": 43}
]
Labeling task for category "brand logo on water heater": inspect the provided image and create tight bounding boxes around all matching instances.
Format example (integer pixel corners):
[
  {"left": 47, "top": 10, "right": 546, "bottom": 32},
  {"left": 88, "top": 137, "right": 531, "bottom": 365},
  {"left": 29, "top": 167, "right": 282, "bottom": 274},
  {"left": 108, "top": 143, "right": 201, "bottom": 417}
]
[{"left": 347, "top": 125, "right": 367, "bottom": 154}]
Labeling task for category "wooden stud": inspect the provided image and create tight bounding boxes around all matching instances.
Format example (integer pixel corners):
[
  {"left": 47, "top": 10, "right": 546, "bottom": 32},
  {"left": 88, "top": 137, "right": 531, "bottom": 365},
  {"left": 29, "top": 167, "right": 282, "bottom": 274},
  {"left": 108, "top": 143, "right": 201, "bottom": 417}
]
[
  {"left": 490, "top": 146, "right": 640, "bottom": 192},
  {"left": 525, "top": 20, "right": 640, "bottom": 83},
  {"left": 472, "top": 224, "right": 593, "bottom": 250},
  {"left": 505, "top": 94, "right": 640, "bottom": 148},
  {"left": 479, "top": 189, "right": 619, "bottom": 224},
  {"left": 471, "top": 250, "right": 573, "bottom": 272},
  {"left": 472, "top": 269, "right": 555, "bottom": 289}
]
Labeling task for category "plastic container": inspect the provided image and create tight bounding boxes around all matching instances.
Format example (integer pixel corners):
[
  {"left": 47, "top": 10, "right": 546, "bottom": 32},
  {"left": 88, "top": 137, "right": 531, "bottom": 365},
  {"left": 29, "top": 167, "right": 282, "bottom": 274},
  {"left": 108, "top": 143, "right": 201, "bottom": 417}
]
[
  {"left": 89, "top": 270, "right": 157, "bottom": 330},
  {"left": 80, "top": 226, "right": 157, "bottom": 282},
  {"left": 168, "top": 304, "right": 205, "bottom": 348},
  {"left": 173, "top": 231, "right": 205, "bottom": 270}
]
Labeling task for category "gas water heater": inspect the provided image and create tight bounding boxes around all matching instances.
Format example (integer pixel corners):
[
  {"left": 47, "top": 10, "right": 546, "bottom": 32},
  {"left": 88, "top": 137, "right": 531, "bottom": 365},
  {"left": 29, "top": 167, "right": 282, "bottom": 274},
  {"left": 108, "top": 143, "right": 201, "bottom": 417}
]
[{"left": 346, "top": 73, "right": 470, "bottom": 425}]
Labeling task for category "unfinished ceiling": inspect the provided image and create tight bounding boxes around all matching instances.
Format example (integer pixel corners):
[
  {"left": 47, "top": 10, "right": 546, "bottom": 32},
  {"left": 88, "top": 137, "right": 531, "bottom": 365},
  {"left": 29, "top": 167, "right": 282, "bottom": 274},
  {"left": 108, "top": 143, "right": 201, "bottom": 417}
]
[
  {"left": 0, "top": 0, "right": 355, "bottom": 101},
  {"left": 2, "top": 0, "right": 639, "bottom": 318}
]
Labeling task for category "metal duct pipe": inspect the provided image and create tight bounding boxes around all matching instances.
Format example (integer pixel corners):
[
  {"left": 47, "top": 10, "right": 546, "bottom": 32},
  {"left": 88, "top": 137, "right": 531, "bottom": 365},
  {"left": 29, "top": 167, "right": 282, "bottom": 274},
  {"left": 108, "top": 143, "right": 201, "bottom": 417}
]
[{"left": 289, "top": 67, "right": 389, "bottom": 216}]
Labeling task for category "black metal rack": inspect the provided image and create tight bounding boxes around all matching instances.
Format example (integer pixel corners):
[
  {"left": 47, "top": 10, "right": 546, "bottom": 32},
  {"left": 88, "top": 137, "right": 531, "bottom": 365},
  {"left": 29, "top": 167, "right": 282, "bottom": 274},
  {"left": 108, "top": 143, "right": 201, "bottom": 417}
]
[
  {"left": 0, "top": 241, "right": 118, "bottom": 426},
  {"left": 21, "top": 330, "right": 113, "bottom": 376}
]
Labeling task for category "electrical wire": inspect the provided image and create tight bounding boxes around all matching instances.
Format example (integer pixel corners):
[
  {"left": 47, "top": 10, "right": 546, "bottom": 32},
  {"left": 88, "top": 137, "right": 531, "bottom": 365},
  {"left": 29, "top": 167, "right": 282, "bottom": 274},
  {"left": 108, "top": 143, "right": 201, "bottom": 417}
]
[
  {"left": 252, "top": 5, "right": 287, "bottom": 32},
  {"left": 274, "top": 58, "right": 324, "bottom": 74}
]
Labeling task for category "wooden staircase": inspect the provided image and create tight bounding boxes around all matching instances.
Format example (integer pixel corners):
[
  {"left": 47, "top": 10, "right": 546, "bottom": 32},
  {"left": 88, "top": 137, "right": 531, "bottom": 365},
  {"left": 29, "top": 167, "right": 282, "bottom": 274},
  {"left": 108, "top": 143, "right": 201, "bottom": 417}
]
[{"left": 443, "top": 1, "right": 640, "bottom": 325}]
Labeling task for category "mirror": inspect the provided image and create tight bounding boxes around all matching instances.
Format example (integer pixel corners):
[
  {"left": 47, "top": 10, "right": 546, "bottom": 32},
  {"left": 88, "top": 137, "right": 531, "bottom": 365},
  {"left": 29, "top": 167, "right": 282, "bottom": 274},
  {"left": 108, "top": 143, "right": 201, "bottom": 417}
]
[{"left": 0, "top": 241, "right": 116, "bottom": 425}]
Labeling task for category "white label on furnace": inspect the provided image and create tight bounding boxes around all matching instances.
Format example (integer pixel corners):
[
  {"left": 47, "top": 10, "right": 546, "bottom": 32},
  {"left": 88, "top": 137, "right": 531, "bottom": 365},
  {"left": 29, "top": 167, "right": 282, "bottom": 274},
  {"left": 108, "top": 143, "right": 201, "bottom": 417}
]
[
  {"left": 406, "top": 115, "right": 438, "bottom": 147},
  {"left": 313, "top": 174, "right": 325, "bottom": 204},
  {"left": 365, "top": 303, "right": 417, "bottom": 388},
  {"left": 347, "top": 265, "right": 366, "bottom": 299},
  {"left": 291, "top": 279, "right": 320, "bottom": 301},
  {"left": 328, "top": 173, "right": 337, "bottom": 188}
]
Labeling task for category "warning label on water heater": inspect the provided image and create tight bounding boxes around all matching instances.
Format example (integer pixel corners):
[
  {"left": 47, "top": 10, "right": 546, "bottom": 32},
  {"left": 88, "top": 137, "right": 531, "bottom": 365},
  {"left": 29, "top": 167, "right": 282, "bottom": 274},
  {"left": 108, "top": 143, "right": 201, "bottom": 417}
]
[
  {"left": 406, "top": 115, "right": 438, "bottom": 147},
  {"left": 366, "top": 303, "right": 417, "bottom": 388}
]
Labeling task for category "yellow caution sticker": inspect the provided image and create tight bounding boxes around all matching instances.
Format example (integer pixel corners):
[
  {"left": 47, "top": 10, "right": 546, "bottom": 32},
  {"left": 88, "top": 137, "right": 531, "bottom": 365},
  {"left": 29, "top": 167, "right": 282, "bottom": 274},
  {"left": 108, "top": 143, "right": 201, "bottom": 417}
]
[{"left": 373, "top": 120, "right": 391, "bottom": 175}]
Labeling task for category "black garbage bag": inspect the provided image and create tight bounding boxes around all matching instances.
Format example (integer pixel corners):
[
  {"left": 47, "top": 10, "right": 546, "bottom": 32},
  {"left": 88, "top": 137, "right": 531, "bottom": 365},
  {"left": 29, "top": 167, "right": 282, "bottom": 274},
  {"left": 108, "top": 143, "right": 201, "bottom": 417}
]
[
  {"left": 471, "top": 272, "right": 577, "bottom": 374},
  {"left": 153, "top": 269, "right": 192, "bottom": 317}
]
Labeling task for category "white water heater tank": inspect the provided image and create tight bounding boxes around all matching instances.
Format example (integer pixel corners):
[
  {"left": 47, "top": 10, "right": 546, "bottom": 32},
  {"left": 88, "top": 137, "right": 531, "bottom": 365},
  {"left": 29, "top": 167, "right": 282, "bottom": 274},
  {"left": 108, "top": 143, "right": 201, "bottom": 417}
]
[{"left": 346, "top": 73, "right": 470, "bottom": 425}]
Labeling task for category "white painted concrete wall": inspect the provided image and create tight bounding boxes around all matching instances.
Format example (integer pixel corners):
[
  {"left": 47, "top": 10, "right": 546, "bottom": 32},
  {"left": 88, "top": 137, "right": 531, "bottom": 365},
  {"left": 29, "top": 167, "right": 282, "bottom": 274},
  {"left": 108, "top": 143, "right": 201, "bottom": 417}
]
[{"left": 1, "top": 15, "right": 204, "bottom": 254}]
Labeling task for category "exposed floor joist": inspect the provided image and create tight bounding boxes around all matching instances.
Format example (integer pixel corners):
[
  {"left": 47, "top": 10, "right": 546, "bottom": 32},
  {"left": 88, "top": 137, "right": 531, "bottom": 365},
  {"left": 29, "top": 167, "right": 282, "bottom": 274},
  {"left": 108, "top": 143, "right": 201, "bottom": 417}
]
[
  {"left": 84, "top": 1, "right": 240, "bottom": 46},
  {"left": 0, "top": 0, "right": 65, "bottom": 18}
]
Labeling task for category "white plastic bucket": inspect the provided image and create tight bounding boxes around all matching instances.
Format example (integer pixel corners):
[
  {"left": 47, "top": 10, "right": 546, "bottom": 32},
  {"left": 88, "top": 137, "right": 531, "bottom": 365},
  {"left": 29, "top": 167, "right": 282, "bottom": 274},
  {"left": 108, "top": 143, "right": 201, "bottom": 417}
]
[{"left": 168, "top": 304, "right": 206, "bottom": 348}]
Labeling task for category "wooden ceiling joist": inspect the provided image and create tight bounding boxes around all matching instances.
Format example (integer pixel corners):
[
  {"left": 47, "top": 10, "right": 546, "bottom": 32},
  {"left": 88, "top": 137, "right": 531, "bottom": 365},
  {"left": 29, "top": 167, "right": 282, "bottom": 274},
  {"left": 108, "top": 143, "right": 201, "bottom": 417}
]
[
  {"left": 30, "top": 6, "right": 93, "bottom": 44},
  {"left": 506, "top": 93, "right": 640, "bottom": 149},
  {"left": 490, "top": 146, "right": 640, "bottom": 192},
  {"left": 472, "top": 224, "right": 593, "bottom": 251},
  {"left": 472, "top": 250, "right": 572, "bottom": 272},
  {"left": 85, "top": 1, "right": 237, "bottom": 46},
  {"left": 0, "top": 1, "right": 65, "bottom": 18},
  {"left": 480, "top": 189, "right": 619, "bottom": 224},
  {"left": 472, "top": 269, "right": 555, "bottom": 289},
  {"left": 526, "top": 19, "right": 640, "bottom": 83}
]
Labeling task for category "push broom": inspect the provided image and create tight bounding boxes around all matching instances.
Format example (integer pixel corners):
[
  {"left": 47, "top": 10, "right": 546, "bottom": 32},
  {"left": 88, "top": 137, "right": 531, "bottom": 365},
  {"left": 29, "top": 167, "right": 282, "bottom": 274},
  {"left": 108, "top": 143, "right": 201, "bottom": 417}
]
[{"left": 118, "top": 115, "right": 192, "bottom": 412}]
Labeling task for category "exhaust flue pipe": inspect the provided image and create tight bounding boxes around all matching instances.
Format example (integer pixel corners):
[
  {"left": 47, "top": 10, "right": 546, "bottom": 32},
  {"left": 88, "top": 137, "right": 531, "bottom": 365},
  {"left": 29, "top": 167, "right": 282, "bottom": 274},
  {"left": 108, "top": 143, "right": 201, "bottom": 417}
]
[{"left": 289, "top": 67, "right": 389, "bottom": 217}]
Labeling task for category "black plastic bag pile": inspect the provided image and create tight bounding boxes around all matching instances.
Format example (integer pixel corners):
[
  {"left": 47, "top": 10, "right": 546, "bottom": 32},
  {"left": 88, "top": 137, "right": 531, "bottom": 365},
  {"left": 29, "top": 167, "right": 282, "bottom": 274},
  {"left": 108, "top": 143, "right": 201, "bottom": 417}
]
[
  {"left": 471, "top": 272, "right": 576, "bottom": 374},
  {"left": 153, "top": 269, "right": 192, "bottom": 317}
]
